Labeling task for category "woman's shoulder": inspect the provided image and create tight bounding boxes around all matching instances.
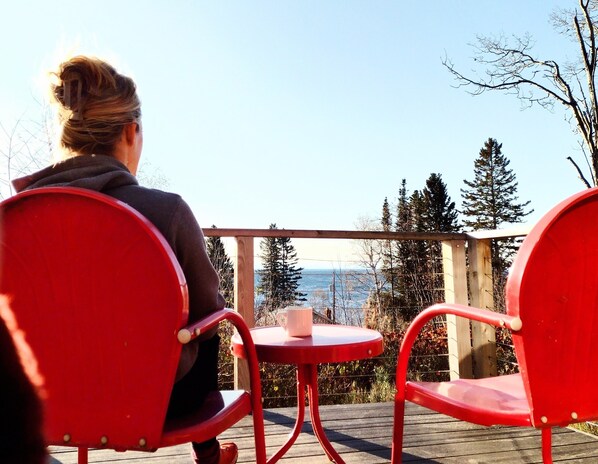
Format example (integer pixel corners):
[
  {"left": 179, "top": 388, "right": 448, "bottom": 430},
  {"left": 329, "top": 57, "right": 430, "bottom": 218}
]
[
  {"left": 107, "top": 184, "right": 195, "bottom": 234},
  {"left": 108, "top": 183, "right": 183, "bottom": 207}
]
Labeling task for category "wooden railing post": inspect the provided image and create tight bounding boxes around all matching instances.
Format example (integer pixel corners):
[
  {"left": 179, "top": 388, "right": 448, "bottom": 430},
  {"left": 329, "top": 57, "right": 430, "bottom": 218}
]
[
  {"left": 468, "top": 238, "right": 497, "bottom": 378},
  {"left": 441, "top": 240, "right": 472, "bottom": 380},
  {"left": 234, "top": 236, "right": 255, "bottom": 391}
]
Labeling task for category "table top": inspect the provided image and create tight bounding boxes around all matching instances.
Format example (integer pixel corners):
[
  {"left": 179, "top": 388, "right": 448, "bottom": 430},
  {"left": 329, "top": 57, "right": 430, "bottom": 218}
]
[{"left": 231, "top": 324, "right": 384, "bottom": 364}]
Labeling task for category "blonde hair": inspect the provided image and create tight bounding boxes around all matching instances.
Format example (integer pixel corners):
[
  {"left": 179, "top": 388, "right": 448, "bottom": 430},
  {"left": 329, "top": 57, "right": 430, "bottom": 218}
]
[{"left": 50, "top": 55, "right": 141, "bottom": 157}]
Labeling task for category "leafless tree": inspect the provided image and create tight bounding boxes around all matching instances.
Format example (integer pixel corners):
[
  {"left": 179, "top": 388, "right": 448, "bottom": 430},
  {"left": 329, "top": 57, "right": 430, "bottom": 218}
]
[
  {"left": 443, "top": 0, "right": 598, "bottom": 187},
  {"left": 137, "top": 160, "right": 170, "bottom": 189},
  {"left": 330, "top": 268, "right": 365, "bottom": 327},
  {"left": 353, "top": 217, "right": 387, "bottom": 326},
  {"left": 1, "top": 102, "right": 169, "bottom": 197},
  {"left": 0, "top": 106, "right": 54, "bottom": 199}
]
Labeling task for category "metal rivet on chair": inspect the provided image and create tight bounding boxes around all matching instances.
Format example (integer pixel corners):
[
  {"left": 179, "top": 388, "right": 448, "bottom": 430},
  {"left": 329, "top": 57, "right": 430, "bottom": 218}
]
[
  {"left": 63, "top": 434, "right": 71, "bottom": 443},
  {"left": 367, "top": 349, "right": 372, "bottom": 355},
  {"left": 194, "top": 328, "right": 201, "bottom": 336},
  {"left": 139, "top": 438, "right": 147, "bottom": 447},
  {"left": 499, "top": 320, "right": 505, "bottom": 327},
  {"left": 510, "top": 317, "right": 523, "bottom": 331},
  {"left": 541, "top": 416, "right": 548, "bottom": 424},
  {"left": 571, "top": 412, "right": 578, "bottom": 420},
  {"left": 177, "top": 328, "right": 191, "bottom": 344},
  {"left": 101, "top": 436, "right": 108, "bottom": 445}
]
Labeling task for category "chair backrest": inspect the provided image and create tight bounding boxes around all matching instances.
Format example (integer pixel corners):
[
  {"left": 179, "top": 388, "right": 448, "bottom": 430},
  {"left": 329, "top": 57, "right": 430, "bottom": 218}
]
[
  {"left": 0, "top": 187, "right": 189, "bottom": 450},
  {"left": 506, "top": 187, "right": 598, "bottom": 427}
]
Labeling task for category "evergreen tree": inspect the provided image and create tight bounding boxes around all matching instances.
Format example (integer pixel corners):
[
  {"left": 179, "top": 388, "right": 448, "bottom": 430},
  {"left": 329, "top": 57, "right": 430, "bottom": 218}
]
[
  {"left": 421, "top": 173, "right": 460, "bottom": 304},
  {"left": 409, "top": 190, "right": 427, "bottom": 232},
  {"left": 383, "top": 181, "right": 428, "bottom": 325},
  {"left": 396, "top": 176, "right": 460, "bottom": 323},
  {"left": 461, "top": 138, "right": 533, "bottom": 307},
  {"left": 256, "top": 224, "right": 305, "bottom": 314},
  {"left": 381, "top": 197, "right": 392, "bottom": 231},
  {"left": 461, "top": 138, "right": 531, "bottom": 230},
  {"left": 396, "top": 180, "right": 411, "bottom": 232},
  {"left": 256, "top": 225, "right": 282, "bottom": 313},
  {"left": 205, "top": 227, "right": 235, "bottom": 308},
  {"left": 278, "top": 235, "right": 306, "bottom": 305},
  {"left": 404, "top": 189, "right": 433, "bottom": 316},
  {"left": 380, "top": 197, "right": 397, "bottom": 305},
  {"left": 373, "top": 176, "right": 461, "bottom": 328},
  {"left": 386, "top": 181, "right": 427, "bottom": 324},
  {"left": 421, "top": 173, "right": 459, "bottom": 233},
  {"left": 393, "top": 182, "right": 419, "bottom": 324}
]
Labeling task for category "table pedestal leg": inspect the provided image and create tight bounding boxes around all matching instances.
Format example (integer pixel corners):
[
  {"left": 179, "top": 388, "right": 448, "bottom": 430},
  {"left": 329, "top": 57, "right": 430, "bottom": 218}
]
[
  {"left": 267, "top": 364, "right": 345, "bottom": 464},
  {"left": 266, "top": 366, "right": 307, "bottom": 464},
  {"left": 305, "top": 364, "right": 345, "bottom": 464}
]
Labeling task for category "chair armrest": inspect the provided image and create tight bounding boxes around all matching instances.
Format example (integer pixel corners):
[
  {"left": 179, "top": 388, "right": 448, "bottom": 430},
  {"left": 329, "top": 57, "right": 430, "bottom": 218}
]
[
  {"left": 407, "top": 303, "right": 522, "bottom": 333},
  {"left": 177, "top": 308, "right": 240, "bottom": 344},
  {"left": 395, "top": 303, "right": 521, "bottom": 396},
  {"left": 176, "top": 309, "right": 263, "bottom": 401}
]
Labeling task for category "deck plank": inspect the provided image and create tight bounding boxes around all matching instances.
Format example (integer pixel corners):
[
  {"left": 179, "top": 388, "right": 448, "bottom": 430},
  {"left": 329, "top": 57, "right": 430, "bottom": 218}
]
[{"left": 49, "top": 402, "right": 598, "bottom": 463}]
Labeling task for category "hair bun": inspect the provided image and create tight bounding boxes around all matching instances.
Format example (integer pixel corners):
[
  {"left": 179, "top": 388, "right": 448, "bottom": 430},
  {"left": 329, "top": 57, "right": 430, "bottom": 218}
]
[
  {"left": 50, "top": 55, "right": 140, "bottom": 156},
  {"left": 53, "top": 57, "right": 112, "bottom": 120},
  {"left": 53, "top": 62, "right": 89, "bottom": 120},
  {"left": 63, "top": 78, "right": 83, "bottom": 119}
]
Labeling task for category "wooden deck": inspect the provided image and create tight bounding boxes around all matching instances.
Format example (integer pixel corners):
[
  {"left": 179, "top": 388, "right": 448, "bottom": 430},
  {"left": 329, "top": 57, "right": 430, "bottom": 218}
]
[{"left": 49, "top": 402, "right": 598, "bottom": 463}]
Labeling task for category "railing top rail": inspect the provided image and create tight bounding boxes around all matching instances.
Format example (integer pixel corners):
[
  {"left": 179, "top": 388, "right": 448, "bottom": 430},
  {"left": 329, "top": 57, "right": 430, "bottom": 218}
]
[
  {"left": 203, "top": 227, "right": 529, "bottom": 241},
  {"left": 465, "top": 224, "right": 532, "bottom": 240}
]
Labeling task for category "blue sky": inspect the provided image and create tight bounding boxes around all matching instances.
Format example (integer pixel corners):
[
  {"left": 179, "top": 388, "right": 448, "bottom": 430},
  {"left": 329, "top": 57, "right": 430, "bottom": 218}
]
[{"left": 0, "top": 1, "right": 587, "bottom": 265}]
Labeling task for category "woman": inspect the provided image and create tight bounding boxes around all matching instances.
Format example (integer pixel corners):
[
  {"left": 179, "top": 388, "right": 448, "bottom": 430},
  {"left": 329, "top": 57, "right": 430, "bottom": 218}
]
[{"left": 13, "top": 55, "right": 237, "bottom": 464}]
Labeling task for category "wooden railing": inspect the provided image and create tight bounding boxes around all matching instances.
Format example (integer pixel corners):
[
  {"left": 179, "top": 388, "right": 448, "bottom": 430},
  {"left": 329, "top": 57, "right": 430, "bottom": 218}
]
[{"left": 203, "top": 227, "right": 530, "bottom": 389}]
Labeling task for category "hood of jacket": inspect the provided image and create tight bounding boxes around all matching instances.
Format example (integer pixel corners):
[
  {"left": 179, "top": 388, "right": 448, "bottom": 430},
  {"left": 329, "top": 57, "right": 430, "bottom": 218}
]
[{"left": 12, "top": 154, "right": 138, "bottom": 193}]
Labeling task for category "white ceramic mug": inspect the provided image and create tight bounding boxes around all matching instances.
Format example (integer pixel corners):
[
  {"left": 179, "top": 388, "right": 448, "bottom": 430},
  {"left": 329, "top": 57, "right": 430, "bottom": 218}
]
[{"left": 276, "top": 306, "right": 313, "bottom": 337}]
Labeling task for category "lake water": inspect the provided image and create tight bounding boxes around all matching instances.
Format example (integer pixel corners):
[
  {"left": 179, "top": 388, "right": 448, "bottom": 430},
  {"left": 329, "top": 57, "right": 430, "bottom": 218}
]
[{"left": 255, "top": 268, "right": 372, "bottom": 325}]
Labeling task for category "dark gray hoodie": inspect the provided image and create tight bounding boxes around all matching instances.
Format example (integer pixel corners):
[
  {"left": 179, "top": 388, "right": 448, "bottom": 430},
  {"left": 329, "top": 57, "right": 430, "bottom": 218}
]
[{"left": 13, "top": 154, "right": 225, "bottom": 379}]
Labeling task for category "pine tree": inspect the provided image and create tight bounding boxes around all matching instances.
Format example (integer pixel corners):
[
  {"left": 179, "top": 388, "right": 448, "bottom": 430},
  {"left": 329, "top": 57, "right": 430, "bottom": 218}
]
[
  {"left": 421, "top": 173, "right": 460, "bottom": 304},
  {"left": 461, "top": 138, "right": 532, "bottom": 233},
  {"left": 387, "top": 181, "right": 428, "bottom": 325},
  {"left": 395, "top": 176, "right": 460, "bottom": 323},
  {"left": 256, "top": 225, "right": 282, "bottom": 313},
  {"left": 382, "top": 197, "right": 392, "bottom": 232},
  {"left": 404, "top": 189, "right": 432, "bottom": 316},
  {"left": 205, "top": 227, "right": 235, "bottom": 308},
  {"left": 392, "top": 181, "right": 424, "bottom": 324},
  {"left": 396, "top": 180, "right": 411, "bottom": 232},
  {"left": 278, "top": 235, "right": 306, "bottom": 305},
  {"left": 373, "top": 176, "right": 461, "bottom": 328},
  {"left": 421, "top": 173, "right": 459, "bottom": 233},
  {"left": 461, "top": 138, "right": 533, "bottom": 306},
  {"left": 256, "top": 224, "right": 305, "bottom": 314},
  {"left": 380, "top": 197, "right": 397, "bottom": 306}
]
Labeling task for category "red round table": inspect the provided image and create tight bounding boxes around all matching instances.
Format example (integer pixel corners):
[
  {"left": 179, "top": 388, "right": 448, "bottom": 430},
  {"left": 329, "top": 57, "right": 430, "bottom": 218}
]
[{"left": 231, "top": 324, "right": 384, "bottom": 464}]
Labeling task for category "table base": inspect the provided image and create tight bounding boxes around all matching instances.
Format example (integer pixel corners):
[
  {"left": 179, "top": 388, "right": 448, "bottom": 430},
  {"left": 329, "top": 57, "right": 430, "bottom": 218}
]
[{"left": 267, "top": 364, "right": 345, "bottom": 464}]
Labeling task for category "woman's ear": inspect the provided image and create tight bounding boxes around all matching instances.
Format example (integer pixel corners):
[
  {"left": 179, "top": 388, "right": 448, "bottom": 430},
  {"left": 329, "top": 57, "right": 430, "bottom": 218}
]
[{"left": 123, "top": 122, "right": 138, "bottom": 146}]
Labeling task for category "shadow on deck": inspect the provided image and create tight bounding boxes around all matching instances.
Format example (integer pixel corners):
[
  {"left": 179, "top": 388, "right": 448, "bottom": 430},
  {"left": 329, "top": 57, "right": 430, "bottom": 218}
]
[{"left": 49, "top": 402, "right": 598, "bottom": 463}]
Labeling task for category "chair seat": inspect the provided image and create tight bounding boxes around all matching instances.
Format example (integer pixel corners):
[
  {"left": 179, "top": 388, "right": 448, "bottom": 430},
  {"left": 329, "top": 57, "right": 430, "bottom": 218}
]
[
  {"left": 406, "top": 373, "right": 531, "bottom": 427},
  {"left": 161, "top": 390, "right": 251, "bottom": 447}
]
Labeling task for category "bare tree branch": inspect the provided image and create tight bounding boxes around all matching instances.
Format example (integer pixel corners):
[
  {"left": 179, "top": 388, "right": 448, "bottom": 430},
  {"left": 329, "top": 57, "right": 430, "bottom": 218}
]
[
  {"left": 567, "top": 155, "right": 592, "bottom": 187},
  {"left": 0, "top": 108, "right": 53, "bottom": 198},
  {"left": 443, "top": 0, "right": 598, "bottom": 186}
]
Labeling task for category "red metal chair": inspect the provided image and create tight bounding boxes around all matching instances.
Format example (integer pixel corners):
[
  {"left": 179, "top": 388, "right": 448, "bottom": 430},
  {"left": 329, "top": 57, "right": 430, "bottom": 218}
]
[
  {"left": 392, "top": 187, "right": 598, "bottom": 464},
  {"left": 0, "top": 187, "right": 267, "bottom": 464}
]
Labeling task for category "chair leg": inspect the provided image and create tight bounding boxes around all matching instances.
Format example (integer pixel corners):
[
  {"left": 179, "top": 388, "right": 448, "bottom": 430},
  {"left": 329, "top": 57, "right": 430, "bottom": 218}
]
[
  {"left": 541, "top": 428, "right": 553, "bottom": 464},
  {"left": 252, "top": 411, "right": 267, "bottom": 464},
  {"left": 77, "top": 447, "right": 88, "bottom": 464},
  {"left": 391, "top": 395, "right": 406, "bottom": 464}
]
